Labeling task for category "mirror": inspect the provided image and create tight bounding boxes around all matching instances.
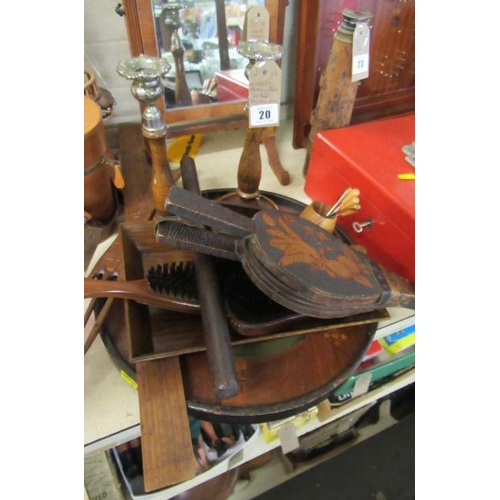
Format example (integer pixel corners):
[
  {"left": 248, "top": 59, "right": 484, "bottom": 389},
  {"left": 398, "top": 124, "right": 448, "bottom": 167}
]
[{"left": 121, "top": 0, "right": 286, "bottom": 137}]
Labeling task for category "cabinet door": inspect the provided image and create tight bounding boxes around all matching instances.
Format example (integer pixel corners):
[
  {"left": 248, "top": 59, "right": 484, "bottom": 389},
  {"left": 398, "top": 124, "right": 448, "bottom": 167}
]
[{"left": 293, "top": 0, "right": 415, "bottom": 149}]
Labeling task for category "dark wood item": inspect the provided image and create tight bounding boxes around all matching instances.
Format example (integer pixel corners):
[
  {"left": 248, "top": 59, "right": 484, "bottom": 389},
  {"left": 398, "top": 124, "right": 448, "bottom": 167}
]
[
  {"left": 136, "top": 357, "right": 199, "bottom": 491},
  {"left": 215, "top": 0, "right": 231, "bottom": 71},
  {"left": 181, "top": 323, "right": 378, "bottom": 422},
  {"left": 293, "top": 0, "right": 415, "bottom": 149},
  {"left": 119, "top": 123, "right": 155, "bottom": 221},
  {"left": 180, "top": 155, "right": 240, "bottom": 400},
  {"left": 117, "top": 218, "right": 387, "bottom": 362},
  {"left": 157, "top": 187, "right": 415, "bottom": 318},
  {"left": 167, "top": 5, "right": 194, "bottom": 107},
  {"left": 236, "top": 127, "right": 263, "bottom": 199},
  {"left": 261, "top": 127, "right": 290, "bottom": 185}
]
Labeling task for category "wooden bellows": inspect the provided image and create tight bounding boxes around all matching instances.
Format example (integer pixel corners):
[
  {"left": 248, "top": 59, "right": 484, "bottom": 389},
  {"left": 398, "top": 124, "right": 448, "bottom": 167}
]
[{"left": 156, "top": 186, "right": 415, "bottom": 319}]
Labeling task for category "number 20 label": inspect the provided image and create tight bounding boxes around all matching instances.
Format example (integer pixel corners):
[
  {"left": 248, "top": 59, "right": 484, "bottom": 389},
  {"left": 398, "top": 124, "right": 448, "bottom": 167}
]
[{"left": 249, "top": 103, "right": 279, "bottom": 127}]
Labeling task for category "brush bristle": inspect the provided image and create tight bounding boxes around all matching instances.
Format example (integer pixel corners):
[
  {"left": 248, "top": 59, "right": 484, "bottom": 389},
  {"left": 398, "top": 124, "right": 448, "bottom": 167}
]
[{"left": 146, "top": 261, "right": 198, "bottom": 299}]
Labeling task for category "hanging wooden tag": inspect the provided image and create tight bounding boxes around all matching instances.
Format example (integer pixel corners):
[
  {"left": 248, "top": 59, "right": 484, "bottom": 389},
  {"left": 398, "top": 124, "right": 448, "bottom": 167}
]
[
  {"left": 248, "top": 60, "right": 281, "bottom": 128},
  {"left": 352, "top": 21, "right": 370, "bottom": 82},
  {"left": 242, "top": 5, "right": 270, "bottom": 41}
]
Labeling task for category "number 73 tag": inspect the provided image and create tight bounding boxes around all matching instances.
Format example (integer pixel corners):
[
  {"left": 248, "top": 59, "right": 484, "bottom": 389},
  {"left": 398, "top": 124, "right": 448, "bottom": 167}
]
[
  {"left": 248, "top": 60, "right": 281, "bottom": 128},
  {"left": 352, "top": 21, "right": 370, "bottom": 82}
]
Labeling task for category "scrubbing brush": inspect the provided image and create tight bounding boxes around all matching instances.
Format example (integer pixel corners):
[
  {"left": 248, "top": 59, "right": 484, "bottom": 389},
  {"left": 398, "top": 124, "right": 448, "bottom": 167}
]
[{"left": 84, "top": 261, "right": 200, "bottom": 313}]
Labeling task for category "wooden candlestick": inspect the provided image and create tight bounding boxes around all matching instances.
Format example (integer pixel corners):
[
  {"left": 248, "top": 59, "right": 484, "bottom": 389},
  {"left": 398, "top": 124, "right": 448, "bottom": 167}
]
[
  {"left": 163, "top": 4, "right": 193, "bottom": 107},
  {"left": 218, "top": 40, "right": 283, "bottom": 210},
  {"left": 117, "top": 54, "right": 176, "bottom": 217}
]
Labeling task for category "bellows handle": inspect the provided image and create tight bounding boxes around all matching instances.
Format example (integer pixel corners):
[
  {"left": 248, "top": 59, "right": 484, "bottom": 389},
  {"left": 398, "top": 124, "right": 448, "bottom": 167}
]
[{"left": 165, "top": 186, "right": 256, "bottom": 238}]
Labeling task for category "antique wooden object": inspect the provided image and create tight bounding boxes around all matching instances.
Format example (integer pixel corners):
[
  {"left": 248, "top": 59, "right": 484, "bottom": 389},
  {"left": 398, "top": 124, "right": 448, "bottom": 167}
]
[
  {"left": 136, "top": 357, "right": 199, "bottom": 491},
  {"left": 84, "top": 96, "right": 117, "bottom": 225},
  {"left": 183, "top": 324, "right": 376, "bottom": 422},
  {"left": 156, "top": 186, "right": 415, "bottom": 318},
  {"left": 303, "top": 9, "right": 372, "bottom": 175},
  {"left": 84, "top": 260, "right": 199, "bottom": 313},
  {"left": 164, "top": 4, "right": 193, "bottom": 107},
  {"left": 117, "top": 55, "right": 176, "bottom": 217},
  {"left": 180, "top": 154, "right": 240, "bottom": 400},
  {"left": 87, "top": 123, "right": 391, "bottom": 491},
  {"left": 215, "top": 68, "right": 290, "bottom": 186},
  {"left": 101, "top": 314, "right": 379, "bottom": 423},
  {"left": 116, "top": 218, "right": 387, "bottom": 361},
  {"left": 293, "top": 0, "right": 415, "bottom": 149},
  {"left": 309, "top": 9, "right": 371, "bottom": 136}
]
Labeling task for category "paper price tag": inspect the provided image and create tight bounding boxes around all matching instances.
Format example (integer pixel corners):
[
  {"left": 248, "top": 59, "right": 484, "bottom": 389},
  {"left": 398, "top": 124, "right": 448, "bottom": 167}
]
[
  {"left": 243, "top": 5, "right": 270, "bottom": 41},
  {"left": 249, "top": 103, "right": 279, "bottom": 127},
  {"left": 352, "top": 21, "right": 370, "bottom": 82},
  {"left": 248, "top": 60, "right": 281, "bottom": 128},
  {"left": 278, "top": 423, "right": 300, "bottom": 454}
]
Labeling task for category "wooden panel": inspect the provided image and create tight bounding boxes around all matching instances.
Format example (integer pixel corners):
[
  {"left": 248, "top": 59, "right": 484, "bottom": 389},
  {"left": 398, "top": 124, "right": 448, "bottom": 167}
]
[{"left": 136, "top": 357, "right": 199, "bottom": 491}]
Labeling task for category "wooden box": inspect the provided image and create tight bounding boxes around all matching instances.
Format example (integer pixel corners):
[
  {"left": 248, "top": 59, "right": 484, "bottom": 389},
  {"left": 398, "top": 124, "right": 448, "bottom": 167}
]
[{"left": 304, "top": 113, "right": 415, "bottom": 282}]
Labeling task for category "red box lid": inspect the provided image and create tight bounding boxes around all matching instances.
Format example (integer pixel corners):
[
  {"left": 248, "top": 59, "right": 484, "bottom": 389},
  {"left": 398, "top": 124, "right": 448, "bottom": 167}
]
[{"left": 305, "top": 114, "right": 415, "bottom": 242}]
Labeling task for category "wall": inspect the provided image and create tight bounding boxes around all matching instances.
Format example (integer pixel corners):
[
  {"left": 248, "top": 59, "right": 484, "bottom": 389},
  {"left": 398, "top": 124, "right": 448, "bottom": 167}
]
[{"left": 84, "top": 0, "right": 299, "bottom": 126}]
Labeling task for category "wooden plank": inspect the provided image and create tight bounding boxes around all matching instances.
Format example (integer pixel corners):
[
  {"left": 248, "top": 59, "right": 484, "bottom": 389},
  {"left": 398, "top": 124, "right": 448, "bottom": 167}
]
[
  {"left": 136, "top": 357, "right": 199, "bottom": 491},
  {"left": 118, "top": 123, "right": 155, "bottom": 222}
]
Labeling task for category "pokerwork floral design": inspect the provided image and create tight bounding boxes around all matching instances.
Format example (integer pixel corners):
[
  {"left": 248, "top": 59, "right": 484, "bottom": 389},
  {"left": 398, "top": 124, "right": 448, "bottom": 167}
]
[{"left": 262, "top": 212, "right": 374, "bottom": 289}]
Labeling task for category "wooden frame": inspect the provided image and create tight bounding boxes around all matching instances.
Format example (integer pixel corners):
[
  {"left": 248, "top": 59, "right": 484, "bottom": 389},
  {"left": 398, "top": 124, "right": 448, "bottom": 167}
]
[{"left": 121, "top": 0, "right": 287, "bottom": 137}]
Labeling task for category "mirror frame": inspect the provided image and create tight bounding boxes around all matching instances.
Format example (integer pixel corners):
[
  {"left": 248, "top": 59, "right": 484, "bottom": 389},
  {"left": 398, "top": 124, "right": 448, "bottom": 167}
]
[{"left": 121, "top": 0, "right": 287, "bottom": 137}]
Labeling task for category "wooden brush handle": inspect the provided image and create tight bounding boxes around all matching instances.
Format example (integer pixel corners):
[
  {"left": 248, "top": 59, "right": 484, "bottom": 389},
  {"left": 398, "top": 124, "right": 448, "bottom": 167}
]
[
  {"left": 181, "top": 155, "right": 240, "bottom": 399},
  {"left": 84, "top": 278, "right": 200, "bottom": 313}
]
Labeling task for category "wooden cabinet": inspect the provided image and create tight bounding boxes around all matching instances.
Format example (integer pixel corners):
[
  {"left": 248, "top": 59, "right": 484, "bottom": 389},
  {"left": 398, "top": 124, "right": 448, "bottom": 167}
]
[{"left": 293, "top": 0, "right": 415, "bottom": 149}]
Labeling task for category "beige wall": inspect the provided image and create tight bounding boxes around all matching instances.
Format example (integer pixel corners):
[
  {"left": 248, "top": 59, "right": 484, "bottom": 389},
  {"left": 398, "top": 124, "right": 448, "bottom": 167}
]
[{"left": 84, "top": 0, "right": 299, "bottom": 126}]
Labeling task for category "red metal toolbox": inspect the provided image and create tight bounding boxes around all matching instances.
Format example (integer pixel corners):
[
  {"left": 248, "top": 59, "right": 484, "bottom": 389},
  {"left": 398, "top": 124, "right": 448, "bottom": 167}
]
[{"left": 304, "top": 114, "right": 415, "bottom": 282}]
